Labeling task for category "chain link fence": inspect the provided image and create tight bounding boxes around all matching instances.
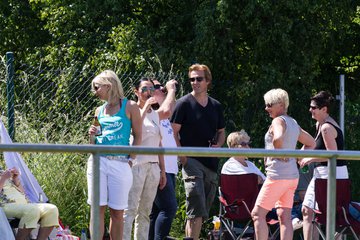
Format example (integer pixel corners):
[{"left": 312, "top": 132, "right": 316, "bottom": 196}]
[
  {"left": 1, "top": 57, "right": 186, "bottom": 143},
  {"left": 0, "top": 54, "right": 188, "bottom": 236}
]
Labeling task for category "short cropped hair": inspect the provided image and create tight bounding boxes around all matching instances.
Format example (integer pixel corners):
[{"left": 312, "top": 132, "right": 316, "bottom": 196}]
[
  {"left": 91, "top": 70, "right": 124, "bottom": 100},
  {"left": 264, "top": 88, "right": 289, "bottom": 110},
  {"left": 227, "top": 129, "right": 251, "bottom": 148}
]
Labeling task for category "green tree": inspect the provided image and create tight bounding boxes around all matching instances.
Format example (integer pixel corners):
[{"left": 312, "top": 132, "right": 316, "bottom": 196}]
[{"left": 0, "top": 0, "right": 49, "bottom": 60}]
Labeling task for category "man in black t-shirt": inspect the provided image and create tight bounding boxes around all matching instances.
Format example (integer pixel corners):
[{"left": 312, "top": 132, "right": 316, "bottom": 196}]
[{"left": 171, "top": 64, "right": 225, "bottom": 240}]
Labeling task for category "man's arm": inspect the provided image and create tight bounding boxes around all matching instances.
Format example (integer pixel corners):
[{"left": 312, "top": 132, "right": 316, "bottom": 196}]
[
  {"left": 171, "top": 122, "right": 187, "bottom": 166},
  {"left": 210, "top": 128, "right": 225, "bottom": 148}
]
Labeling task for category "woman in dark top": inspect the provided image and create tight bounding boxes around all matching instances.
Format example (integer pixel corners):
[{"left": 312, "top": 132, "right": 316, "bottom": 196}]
[{"left": 299, "top": 91, "right": 349, "bottom": 240}]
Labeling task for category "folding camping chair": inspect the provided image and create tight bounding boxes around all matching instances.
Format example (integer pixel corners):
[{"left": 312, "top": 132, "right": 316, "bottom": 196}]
[
  {"left": 313, "top": 178, "right": 360, "bottom": 240},
  {"left": 218, "top": 173, "right": 279, "bottom": 240}
]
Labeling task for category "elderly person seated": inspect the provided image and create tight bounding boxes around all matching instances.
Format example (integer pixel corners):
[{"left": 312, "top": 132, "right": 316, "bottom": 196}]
[
  {"left": 221, "top": 129, "right": 266, "bottom": 184},
  {"left": 0, "top": 167, "right": 59, "bottom": 240}
]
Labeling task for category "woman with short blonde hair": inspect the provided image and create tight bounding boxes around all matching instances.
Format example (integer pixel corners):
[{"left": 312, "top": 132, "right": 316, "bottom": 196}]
[{"left": 251, "top": 88, "right": 315, "bottom": 240}]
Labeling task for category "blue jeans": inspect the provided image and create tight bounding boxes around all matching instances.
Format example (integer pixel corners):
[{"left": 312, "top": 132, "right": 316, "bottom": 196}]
[{"left": 149, "top": 173, "right": 178, "bottom": 240}]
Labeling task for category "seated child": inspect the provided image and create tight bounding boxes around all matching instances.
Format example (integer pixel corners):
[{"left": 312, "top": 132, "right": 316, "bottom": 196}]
[
  {"left": 221, "top": 129, "right": 265, "bottom": 184},
  {"left": 0, "top": 167, "right": 59, "bottom": 240}
]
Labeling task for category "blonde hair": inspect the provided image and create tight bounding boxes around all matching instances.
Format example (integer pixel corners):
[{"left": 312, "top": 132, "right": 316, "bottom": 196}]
[
  {"left": 91, "top": 70, "right": 124, "bottom": 101},
  {"left": 227, "top": 129, "right": 251, "bottom": 148},
  {"left": 264, "top": 88, "right": 289, "bottom": 110}
]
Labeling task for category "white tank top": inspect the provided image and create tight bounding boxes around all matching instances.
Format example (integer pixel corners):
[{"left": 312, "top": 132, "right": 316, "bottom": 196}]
[{"left": 133, "top": 109, "right": 161, "bottom": 165}]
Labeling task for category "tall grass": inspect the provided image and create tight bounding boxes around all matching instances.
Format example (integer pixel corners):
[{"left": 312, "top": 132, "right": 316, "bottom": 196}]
[{"left": 9, "top": 113, "right": 90, "bottom": 234}]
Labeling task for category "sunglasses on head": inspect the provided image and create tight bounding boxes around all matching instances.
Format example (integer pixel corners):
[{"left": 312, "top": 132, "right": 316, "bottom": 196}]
[
  {"left": 141, "top": 86, "right": 155, "bottom": 93},
  {"left": 189, "top": 77, "right": 205, "bottom": 82}
]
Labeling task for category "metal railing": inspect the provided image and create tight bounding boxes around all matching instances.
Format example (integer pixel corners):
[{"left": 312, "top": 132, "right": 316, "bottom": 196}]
[{"left": 1, "top": 143, "right": 360, "bottom": 240}]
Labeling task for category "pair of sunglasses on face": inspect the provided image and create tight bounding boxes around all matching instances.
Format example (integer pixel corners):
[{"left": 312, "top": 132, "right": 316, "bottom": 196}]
[
  {"left": 93, "top": 84, "right": 105, "bottom": 91},
  {"left": 141, "top": 84, "right": 164, "bottom": 93},
  {"left": 189, "top": 77, "right": 205, "bottom": 82},
  {"left": 310, "top": 105, "right": 321, "bottom": 110},
  {"left": 265, "top": 102, "right": 280, "bottom": 108}
]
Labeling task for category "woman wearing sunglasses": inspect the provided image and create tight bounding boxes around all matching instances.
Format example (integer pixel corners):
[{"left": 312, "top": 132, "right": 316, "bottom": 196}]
[
  {"left": 251, "top": 88, "right": 315, "bottom": 240},
  {"left": 299, "top": 91, "right": 349, "bottom": 240},
  {"left": 123, "top": 77, "right": 177, "bottom": 240},
  {"left": 88, "top": 70, "right": 142, "bottom": 240}
]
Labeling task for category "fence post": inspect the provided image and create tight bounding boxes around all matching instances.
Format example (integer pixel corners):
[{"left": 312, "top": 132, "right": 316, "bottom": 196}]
[
  {"left": 6, "top": 52, "right": 15, "bottom": 140},
  {"left": 90, "top": 153, "right": 101, "bottom": 240},
  {"left": 326, "top": 156, "right": 337, "bottom": 240}
]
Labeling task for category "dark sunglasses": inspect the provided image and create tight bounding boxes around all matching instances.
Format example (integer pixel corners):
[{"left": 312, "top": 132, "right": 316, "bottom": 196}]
[
  {"left": 154, "top": 84, "right": 163, "bottom": 90},
  {"left": 310, "top": 105, "right": 319, "bottom": 110},
  {"left": 93, "top": 84, "right": 103, "bottom": 91},
  {"left": 141, "top": 86, "right": 155, "bottom": 93},
  {"left": 189, "top": 77, "right": 205, "bottom": 82},
  {"left": 239, "top": 141, "right": 251, "bottom": 147},
  {"left": 265, "top": 103, "right": 275, "bottom": 108}
]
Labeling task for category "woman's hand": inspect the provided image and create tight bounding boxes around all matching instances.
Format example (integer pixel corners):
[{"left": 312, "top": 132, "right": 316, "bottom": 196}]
[
  {"left": 299, "top": 157, "right": 312, "bottom": 168},
  {"left": 2, "top": 169, "right": 13, "bottom": 180},
  {"left": 165, "top": 79, "right": 178, "bottom": 92},
  {"left": 88, "top": 125, "right": 97, "bottom": 144},
  {"left": 10, "top": 168, "right": 20, "bottom": 179},
  {"left": 88, "top": 125, "right": 98, "bottom": 136},
  {"left": 144, "top": 96, "right": 157, "bottom": 110},
  {"left": 10, "top": 168, "right": 21, "bottom": 186},
  {"left": 159, "top": 171, "right": 167, "bottom": 190}
]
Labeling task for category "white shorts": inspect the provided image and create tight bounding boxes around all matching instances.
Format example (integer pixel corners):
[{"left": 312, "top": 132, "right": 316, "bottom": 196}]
[
  {"left": 303, "top": 165, "right": 348, "bottom": 209},
  {"left": 87, "top": 156, "right": 133, "bottom": 210}
]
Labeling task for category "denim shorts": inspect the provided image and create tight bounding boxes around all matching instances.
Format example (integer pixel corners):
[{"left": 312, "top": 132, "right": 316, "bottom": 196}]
[{"left": 182, "top": 157, "right": 218, "bottom": 219}]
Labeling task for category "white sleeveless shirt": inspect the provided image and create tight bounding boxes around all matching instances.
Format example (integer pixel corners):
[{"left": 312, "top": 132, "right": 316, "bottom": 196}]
[{"left": 265, "top": 115, "right": 300, "bottom": 179}]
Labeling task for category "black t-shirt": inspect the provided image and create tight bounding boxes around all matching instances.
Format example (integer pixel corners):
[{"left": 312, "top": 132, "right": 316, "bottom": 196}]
[
  {"left": 315, "top": 121, "right": 347, "bottom": 166},
  {"left": 170, "top": 93, "right": 225, "bottom": 172}
]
